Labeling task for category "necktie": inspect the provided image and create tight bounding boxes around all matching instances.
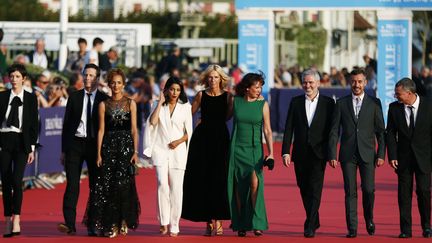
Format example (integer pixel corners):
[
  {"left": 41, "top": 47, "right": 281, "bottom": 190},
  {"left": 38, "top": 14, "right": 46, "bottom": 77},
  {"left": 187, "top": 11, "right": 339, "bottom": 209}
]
[
  {"left": 6, "top": 96, "right": 23, "bottom": 128},
  {"left": 86, "top": 93, "right": 92, "bottom": 138},
  {"left": 355, "top": 97, "right": 361, "bottom": 119},
  {"left": 408, "top": 105, "right": 414, "bottom": 135}
]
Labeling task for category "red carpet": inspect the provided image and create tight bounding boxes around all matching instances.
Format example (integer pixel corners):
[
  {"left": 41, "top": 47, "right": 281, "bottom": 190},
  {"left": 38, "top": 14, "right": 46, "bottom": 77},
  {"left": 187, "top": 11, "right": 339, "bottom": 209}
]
[{"left": 1, "top": 142, "right": 430, "bottom": 242}]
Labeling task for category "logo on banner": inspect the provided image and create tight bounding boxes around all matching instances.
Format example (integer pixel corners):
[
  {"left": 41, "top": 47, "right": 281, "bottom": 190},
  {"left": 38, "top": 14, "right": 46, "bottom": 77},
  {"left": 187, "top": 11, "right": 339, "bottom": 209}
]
[{"left": 45, "top": 115, "right": 63, "bottom": 136}]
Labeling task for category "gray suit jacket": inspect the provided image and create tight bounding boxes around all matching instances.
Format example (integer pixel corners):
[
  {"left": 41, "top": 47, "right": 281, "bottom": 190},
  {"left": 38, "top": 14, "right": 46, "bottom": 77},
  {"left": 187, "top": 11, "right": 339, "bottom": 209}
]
[{"left": 328, "top": 94, "right": 385, "bottom": 163}]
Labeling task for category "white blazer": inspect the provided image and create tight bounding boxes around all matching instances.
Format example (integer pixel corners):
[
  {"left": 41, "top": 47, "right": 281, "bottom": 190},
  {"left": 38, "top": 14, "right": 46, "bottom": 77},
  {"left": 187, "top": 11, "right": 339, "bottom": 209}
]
[{"left": 144, "top": 101, "right": 193, "bottom": 170}]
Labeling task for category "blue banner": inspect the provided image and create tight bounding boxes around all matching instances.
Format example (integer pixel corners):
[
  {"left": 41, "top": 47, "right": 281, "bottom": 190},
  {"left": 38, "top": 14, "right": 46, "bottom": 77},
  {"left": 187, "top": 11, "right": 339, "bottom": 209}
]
[
  {"left": 236, "top": 0, "right": 432, "bottom": 9},
  {"left": 38, "top": 107, "right": 65, "bottom": 174},
  {"left": 238, "top": 19, "right": 272, "bottom": 98},
  {"left": 377, "top": 19, "right": 410, "bottom": 122}
]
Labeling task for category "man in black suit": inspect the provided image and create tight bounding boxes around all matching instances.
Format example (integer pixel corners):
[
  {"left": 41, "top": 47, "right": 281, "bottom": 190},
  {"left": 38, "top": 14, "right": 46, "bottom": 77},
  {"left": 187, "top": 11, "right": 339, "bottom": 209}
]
[
  {"left": 58, "top": 64, "right": 107, "bottom": 235},
  {"left": 386, "top": 77, "right": 432, "bottom": 238},
  {"left": 282, "top": 69, "right": 335, "bottom": 238},
  {"left": 328, "top": 68, "right": 385, "bottom": 238},
  {"left": 0, "top": 64, "right": 38, "bottom": 237}
]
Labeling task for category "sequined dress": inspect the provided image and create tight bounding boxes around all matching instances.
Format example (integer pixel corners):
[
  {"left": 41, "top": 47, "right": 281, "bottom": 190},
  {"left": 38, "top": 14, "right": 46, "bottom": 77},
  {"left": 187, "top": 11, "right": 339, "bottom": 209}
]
[{"left": 83, "top": 97, "right": 140, "bottom": 234}]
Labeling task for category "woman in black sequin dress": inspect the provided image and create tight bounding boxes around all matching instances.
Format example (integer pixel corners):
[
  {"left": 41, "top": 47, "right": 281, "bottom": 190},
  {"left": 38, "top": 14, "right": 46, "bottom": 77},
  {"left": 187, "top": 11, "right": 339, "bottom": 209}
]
[
  {"left": 182, "top": 64, "right": 232, "bottom": 236},
  {"left": 83, "top": 69, "right": 140, "bottom": 238}
]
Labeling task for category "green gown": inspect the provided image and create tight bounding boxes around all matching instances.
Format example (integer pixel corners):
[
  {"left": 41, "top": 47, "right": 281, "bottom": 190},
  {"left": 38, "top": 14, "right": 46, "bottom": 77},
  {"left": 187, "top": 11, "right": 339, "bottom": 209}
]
[{"left": 227, "top": 96, "right": 268, "bottom": 231}]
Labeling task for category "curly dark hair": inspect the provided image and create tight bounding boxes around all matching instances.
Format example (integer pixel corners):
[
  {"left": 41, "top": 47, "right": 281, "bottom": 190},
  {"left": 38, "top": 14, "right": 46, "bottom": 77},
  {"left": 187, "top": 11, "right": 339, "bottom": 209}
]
[
  {"left": 235, "top": 71, "right": 266, "bottom": 97},
  {"left": 163, "top": 76, "right": 188, "bottom": 105},
  {"left": 107, "top": 68, "right": 126, "bottom": 85}
]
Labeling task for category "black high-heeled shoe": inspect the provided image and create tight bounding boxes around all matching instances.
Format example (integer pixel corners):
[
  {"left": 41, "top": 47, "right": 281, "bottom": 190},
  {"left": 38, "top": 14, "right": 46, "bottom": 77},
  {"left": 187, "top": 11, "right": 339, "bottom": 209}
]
[{"left": 238, "top": 230, "right": 246, "bottom": 237}]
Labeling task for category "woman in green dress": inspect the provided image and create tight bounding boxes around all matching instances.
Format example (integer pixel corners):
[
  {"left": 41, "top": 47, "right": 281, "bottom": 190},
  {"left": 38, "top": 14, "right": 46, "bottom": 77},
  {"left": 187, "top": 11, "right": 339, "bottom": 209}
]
[{"left": 228, "top": 72, "right": 274, "bottom": 237}]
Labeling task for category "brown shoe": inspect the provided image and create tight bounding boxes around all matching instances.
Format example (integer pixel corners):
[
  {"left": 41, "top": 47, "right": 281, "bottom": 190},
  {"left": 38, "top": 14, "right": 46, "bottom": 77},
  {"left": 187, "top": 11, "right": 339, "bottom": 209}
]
[
  {"left": 160, "top": 225, "right": 168, "bottom": 235},
  {"left": 57, "top": 223, "right": 76, "bottom": 235}
]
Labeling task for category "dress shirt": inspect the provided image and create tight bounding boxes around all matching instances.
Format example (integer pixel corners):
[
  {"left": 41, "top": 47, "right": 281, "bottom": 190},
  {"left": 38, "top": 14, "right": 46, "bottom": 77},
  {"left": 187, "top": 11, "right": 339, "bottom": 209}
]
[
  {"left": 305, "top": 93, "right": 319, "bottom": 127},
  {"left": 75, "top": 89, "right": 97, "bottom": 137},
  {"left": 352, "top": 92, "right": 365, "bottom": 117},
  {"left": 0, "top": 89, "right": 24, "bottom": 133},
  {"left": 404, "top": 94, "right": 419, "bottom": 127},
  {"left": 32, "top": 52, "right": 48, "bottom": 69}
]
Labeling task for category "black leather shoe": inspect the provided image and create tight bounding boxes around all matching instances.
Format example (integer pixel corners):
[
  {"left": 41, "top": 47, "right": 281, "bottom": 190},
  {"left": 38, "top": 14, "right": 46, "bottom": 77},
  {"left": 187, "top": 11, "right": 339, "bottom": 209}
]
[
  {"left": 57, "top": 223, "right": 76, "bottom": 235},
  {"left": 398, "top": 233, "right": 412, "bottom": 238},
  {"left": 237, "top": 230, "right": 246, "bottom": 237},
  {"left": 423, "top": 229, "right": 432, "bottom": 238},
  {"left": 304, "top": 229, "right": 315, "bottom": 238},
  {"left": 87, "top": 228, "right": 97, "bottom": 236},
  {"left": 3, "top": 233, "right": 13, "bottom": 238},
  {"left": 366, "top": 222, "right": 375, "bottom": 235},
  {"left": 346, "top": 230, "right": 357, "bottom": 238}
]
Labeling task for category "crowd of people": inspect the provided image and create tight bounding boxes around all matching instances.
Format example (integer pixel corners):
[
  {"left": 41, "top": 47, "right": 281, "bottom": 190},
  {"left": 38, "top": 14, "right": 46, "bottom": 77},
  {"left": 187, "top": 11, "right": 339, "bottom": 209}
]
[{"left": 0, "top": 30, "right": 431, "bottom": 240}]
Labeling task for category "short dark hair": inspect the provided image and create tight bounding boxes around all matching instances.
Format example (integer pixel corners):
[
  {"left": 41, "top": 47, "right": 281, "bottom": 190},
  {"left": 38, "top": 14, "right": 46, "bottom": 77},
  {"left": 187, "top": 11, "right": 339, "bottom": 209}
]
[
  {"left": 8, "top": 63, "right": 27, "bottom": 78},
  {"left": 396, "top": 77, "right": 416, "bottom": 93},
  {"left": 92, "top": 37, "right": 104, "bottom": 47},
  {"left": 350, "top": 68, "right": 366, "bottom": 77},
  {"left": 77, "top": 37, "right": 87, "bottom": 45},
  {"left": 163, "top": 76, "right": 188, "bottom": 105},
  {"left": 235, "top": 71, "right": 266, "bottom": 97},
  {"left": 83, "top": 63, "right": 101, "bottom": 78}
]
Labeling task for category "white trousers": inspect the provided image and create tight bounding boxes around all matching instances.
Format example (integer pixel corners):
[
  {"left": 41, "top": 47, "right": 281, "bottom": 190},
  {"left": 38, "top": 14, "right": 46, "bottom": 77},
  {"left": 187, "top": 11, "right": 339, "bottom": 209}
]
[{"left": 155, "top": 165, "right": 185, "bottom": 234}]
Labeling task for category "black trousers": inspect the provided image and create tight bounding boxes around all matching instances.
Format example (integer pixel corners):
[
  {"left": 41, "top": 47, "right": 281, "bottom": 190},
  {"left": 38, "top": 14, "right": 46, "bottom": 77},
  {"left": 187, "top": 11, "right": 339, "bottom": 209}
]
[
  {"left": 397, "top": 151, "right": 431, "bottom": 234},
  {"left": 0, "top": 132, "right": 28, "bottom": 217},
  {"left": 294, "top": 146, "right": 326, "bottom": 232},
  {"left": 341, "top": 150, "right": 375, "bottom": 232},
  {"left": 62, "top": 137, "right": 98, "bottom": 229}
]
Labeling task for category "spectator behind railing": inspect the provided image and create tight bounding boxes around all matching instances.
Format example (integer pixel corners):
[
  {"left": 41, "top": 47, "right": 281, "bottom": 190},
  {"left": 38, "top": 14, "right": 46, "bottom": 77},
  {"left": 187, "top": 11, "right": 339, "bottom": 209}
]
[{"left": 65, "top": 37, "right": 88, "bottom": 73}]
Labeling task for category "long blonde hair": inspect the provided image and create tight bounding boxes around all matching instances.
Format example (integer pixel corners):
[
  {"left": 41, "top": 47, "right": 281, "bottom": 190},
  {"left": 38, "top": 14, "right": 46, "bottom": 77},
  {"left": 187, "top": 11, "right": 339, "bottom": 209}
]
[{"left": 199, "top": 64, "right": 229, "bottom": 89}]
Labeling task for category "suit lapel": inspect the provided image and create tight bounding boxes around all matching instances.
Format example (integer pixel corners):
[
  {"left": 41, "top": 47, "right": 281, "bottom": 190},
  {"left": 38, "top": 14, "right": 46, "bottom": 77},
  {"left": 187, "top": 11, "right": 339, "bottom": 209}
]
[
  {"left": 77, "top": 89, "right": 85, "bottom": 115},
  {"left": 299, "top": 96, "right": 308, "bottom": 126},
  {"left": 397, "top": 103, "right": 410, "bottom": 133},
  {"left": 347, "top": 96, "right": 357, "bottom": 123},
  {"left": 413, "top": 97, "right": 424, "bottom": 134}
]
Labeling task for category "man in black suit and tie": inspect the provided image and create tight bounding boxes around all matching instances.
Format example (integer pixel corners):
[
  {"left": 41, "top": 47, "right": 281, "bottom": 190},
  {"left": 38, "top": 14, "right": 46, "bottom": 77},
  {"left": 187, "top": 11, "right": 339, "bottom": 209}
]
[
  {"left": 0, "top": 64, "right": 38, "bottom": 237},
  {"left": 386, "top": 78, "right": 432, "bottom": 238},
  {"left": 282, "top": 69, "right": 335, "bottom": 238},
  {"left": 328, "top": 68, "right": 385, "bottom": 238},
  {"left": 58, "top": 64, "right": 107, "bottom": 235}
]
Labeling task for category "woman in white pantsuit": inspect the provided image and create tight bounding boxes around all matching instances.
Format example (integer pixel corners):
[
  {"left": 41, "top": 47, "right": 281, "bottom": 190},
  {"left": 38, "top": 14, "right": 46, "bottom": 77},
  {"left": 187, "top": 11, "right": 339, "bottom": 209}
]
[{"left": 144, "top": 76, "right": 193, "bottom": 237}]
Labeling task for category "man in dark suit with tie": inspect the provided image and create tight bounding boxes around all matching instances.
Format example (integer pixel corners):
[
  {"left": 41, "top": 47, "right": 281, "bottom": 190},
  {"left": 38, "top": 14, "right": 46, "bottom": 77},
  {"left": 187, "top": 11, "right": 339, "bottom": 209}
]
[
  {"left": 58, "top": 63, "right": 107, "bottom": 235},
  {"left": 0, "top": 64, "right": 38, "bottom": 237},
  {"left": 328, "top": 68, "right": 385, "bottom": 238},
  {"left": 282, "top": 69, "right": 335, "bottom": 238},
  {"left": 386, "top": 77, "right": 432, "bottom": 238}
]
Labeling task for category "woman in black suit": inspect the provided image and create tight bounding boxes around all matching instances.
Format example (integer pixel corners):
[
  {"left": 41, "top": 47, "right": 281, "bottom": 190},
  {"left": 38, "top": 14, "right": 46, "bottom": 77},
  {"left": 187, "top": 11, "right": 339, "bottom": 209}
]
[{"left": 0, "top": 64, "right": 38, "bottom": 237}]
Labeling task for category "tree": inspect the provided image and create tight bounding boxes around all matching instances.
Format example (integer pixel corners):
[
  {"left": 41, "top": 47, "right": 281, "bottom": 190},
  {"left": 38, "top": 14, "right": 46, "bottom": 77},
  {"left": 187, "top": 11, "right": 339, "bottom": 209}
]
[
  {"left": 0, "top": 0, "right": 58, "bottom": 21},
  {"left": 413, "top": 11, "right": 432, "bottom": 67},
  {"left": 295, "top": 23, "right": 327, "bottom": 69}
]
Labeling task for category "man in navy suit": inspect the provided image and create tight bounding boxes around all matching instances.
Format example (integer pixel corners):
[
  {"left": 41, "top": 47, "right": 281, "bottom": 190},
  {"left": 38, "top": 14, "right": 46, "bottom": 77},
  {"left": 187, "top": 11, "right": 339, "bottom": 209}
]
[
  {"left": 386, "top": 77, "right": 432, "bottom": 238},
  {"left": 282, "top": 69, "right": 334, "bottom": 237}
]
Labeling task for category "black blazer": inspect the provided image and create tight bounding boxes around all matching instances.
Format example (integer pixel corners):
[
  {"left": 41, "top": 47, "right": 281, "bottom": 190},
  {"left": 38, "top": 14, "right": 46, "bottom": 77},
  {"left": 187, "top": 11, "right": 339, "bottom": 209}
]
[
  {"left": 281, "top": 94, "right": 335, "bottom": 162},
  {"left": 0, "top": 90, "right": 38, "bottom": 153},
  {"left": 328, "top": 94, "right": 385, "bottom": 163},
  {"left": 386, "top": 97, "right": 432, "bottom": 173},
  {"left": 61, "top": 89, "right": 108, "bottom": 153}
]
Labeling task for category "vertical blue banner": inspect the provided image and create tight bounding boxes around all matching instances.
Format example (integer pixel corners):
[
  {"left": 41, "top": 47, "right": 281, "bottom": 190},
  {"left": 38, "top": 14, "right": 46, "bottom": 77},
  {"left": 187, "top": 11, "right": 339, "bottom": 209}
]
[
  {"left": 238, "top": 19, "right": 272, "bottom": 98},
  {"left": 377, "top": 19, "right": 411, "bottom": 122}
]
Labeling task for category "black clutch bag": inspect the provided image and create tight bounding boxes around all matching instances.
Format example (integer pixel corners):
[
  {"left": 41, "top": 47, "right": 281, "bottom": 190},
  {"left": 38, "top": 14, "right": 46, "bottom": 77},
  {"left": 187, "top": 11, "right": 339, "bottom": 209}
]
[
  {"left": 128, "top": 164, "right": 137, "bottom": 176},
  {"left": 263, "top": 157, "right": 275, "bottom": 171}
]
